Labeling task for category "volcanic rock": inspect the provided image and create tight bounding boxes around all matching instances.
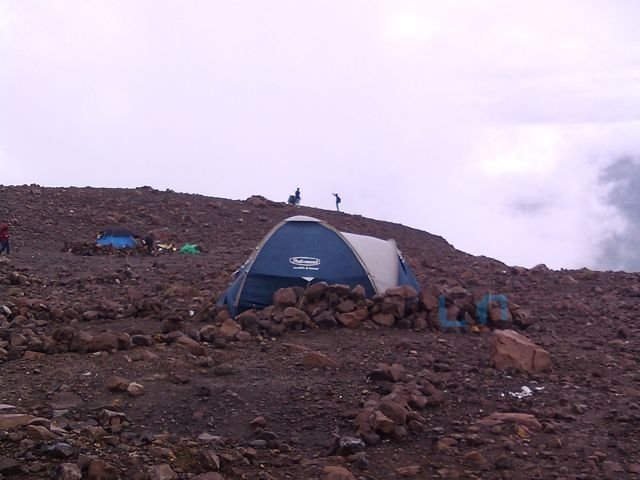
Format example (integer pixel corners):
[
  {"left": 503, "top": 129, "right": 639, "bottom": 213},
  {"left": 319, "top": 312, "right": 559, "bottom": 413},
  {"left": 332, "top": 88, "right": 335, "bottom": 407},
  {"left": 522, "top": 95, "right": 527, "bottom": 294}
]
[
  {"left": 0, "top": 414, "right": 36, "bottom": 429},
  {"left": 87, "top": 459, "right": 121, "bottom": 480},
  {"left": 148, "top": 463, "right": 179, "bottom": 480},
  {"left": 323, "top": 465, "right": 356, "bottom": 480},
  {"left": 489, "top": 329, "right": 551, "bottom": 373},
  {"left": 54, "top": 463, "right": 82, "bottom": 480},
  {"left": 219, "top": 319, "right": 241, "bottom": 339},
  {"left": 303, "top": 351, "right": 337, "bottom": 368},
  {"left": 477, "top": 412, "right": 542, "bottom": 431},
  {"left": 106, "top": 376, "right": 131, "bottom": 392}
]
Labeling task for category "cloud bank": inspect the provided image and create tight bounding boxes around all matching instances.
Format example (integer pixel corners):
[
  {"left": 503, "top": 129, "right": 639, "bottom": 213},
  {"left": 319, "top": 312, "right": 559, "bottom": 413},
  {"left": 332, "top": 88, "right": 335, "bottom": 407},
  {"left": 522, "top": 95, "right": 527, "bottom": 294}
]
[{"left": 1, "top": 0, "right": 640, "bottom": 270}]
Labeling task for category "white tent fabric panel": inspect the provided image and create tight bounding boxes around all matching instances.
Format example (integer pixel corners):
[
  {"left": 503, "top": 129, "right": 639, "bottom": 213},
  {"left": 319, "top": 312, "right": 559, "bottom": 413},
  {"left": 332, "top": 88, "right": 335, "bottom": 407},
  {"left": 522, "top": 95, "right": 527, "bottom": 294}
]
[
  {"left": 284, "top": 215, "right": 322, "bottom": 223},
  {"left": 340, "top": 232, "right": 398, "bottom": 294}
]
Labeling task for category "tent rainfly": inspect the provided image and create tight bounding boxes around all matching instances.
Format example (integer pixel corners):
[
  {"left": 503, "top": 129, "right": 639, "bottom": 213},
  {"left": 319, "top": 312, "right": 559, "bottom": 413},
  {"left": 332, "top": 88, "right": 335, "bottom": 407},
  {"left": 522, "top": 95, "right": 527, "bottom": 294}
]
[
  {"left": 95, "top": 227, "right": 138, "bottom": 249},
  {"left": 217, "top": 215, "right": 420, "bottom": 316}
]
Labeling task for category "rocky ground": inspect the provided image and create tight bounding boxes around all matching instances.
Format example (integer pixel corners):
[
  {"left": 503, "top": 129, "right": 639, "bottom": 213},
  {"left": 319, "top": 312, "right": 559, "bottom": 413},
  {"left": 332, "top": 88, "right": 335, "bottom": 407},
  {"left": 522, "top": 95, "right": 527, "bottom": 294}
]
[{"left": 1, "top": 184, "right": 639, "bottom": 480}]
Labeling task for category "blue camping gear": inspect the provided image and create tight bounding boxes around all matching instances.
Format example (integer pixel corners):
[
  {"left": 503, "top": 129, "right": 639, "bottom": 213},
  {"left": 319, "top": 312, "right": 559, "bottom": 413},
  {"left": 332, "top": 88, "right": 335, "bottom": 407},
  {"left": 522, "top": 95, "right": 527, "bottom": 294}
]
[{"left": 96, "top": 227, "right": 138, "bottom": 249}]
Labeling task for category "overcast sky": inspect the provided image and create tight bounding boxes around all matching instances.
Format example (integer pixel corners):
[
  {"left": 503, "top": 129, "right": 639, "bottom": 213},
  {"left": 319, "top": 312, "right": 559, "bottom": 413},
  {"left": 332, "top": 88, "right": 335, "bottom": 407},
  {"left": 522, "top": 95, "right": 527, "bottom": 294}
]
[{"left": 1, "top": 1, "right": 640, "bottom": 270}]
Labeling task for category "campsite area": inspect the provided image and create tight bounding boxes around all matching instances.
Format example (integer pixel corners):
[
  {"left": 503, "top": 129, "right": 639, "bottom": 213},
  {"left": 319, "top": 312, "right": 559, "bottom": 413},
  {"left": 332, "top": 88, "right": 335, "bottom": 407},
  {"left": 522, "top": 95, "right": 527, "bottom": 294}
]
[{"left": 1, "top": 185, "right": 640, "bottom": 480}]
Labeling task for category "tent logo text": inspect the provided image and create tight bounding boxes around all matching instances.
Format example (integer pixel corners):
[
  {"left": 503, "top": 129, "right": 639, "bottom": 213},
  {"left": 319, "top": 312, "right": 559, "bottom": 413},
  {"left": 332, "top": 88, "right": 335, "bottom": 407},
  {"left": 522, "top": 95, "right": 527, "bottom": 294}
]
[{"left": 289, "top": 257, "right": 321, "bottom": 269}]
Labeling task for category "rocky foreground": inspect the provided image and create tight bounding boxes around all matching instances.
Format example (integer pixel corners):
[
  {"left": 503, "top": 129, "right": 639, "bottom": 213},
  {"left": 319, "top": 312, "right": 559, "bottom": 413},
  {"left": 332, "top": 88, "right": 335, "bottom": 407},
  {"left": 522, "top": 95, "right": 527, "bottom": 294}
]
[{"left": 1, "top": 185, "right": 640, "bottom": 479}]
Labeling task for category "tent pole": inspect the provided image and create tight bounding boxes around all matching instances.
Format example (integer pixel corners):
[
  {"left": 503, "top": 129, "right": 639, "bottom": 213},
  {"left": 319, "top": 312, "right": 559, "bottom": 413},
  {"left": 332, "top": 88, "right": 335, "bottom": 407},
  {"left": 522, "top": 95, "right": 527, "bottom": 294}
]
[{"left": 296, "top": 279, "right": 313, "bottom": 310}]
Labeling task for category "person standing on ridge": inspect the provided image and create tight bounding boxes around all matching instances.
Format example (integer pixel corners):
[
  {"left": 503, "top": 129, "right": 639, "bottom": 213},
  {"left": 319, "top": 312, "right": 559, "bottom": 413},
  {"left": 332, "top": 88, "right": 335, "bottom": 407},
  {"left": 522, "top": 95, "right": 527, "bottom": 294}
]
[
  {"left": 294, "top": 187, "right": 301, "bottom": 206},
  {"left": 0, "top": 222, "right": 10, "bottom": 255},
  {"left": 333, "top": 193, "right": 341, "bottom": 212}
]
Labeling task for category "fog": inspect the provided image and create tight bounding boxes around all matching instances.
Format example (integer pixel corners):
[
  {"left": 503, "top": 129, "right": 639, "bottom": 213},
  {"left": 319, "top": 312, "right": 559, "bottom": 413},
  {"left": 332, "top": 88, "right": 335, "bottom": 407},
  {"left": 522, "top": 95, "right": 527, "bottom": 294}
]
[{"left": 1, "top": 1, "right": 640, "bottom": 270}]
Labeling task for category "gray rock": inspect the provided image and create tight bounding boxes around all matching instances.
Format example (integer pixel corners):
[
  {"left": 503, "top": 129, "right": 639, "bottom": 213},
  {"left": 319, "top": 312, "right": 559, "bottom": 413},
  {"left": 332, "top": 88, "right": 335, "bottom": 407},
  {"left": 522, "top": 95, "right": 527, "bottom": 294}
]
[
  {"left": 44, "top": 442, "right": 74, "bottom": 459},
  {"left": 131, "top": 334, "right": 154, "bottom": 346}
]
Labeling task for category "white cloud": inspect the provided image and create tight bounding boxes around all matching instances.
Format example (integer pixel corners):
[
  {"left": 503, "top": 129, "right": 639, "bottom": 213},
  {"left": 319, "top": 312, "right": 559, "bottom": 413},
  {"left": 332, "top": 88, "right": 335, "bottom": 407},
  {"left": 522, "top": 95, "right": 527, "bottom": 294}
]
[{"left": 1, "top": 1, "right": 640, "bottom": 268}]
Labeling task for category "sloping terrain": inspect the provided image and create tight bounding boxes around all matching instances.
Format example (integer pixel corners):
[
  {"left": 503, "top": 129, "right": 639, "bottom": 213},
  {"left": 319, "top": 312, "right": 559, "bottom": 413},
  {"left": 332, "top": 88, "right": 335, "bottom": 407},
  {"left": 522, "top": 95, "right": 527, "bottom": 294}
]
[{"left": 1, "top": 185, "right": 639, "bottom": 480}]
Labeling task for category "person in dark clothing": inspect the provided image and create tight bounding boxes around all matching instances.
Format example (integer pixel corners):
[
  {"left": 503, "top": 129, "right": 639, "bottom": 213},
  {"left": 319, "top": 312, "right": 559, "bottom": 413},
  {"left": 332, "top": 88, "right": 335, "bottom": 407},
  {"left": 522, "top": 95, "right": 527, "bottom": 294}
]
[
  {"left": 333, "top": 193, "right": 341, "bottom": 212},
  {"left": 0, "top": 222, "right": 10, "bottom": 255},
  {"left": 143, "top": 233, "right": 155, "bottom": 255},
  {"left": 287, "top": 188, "right": 301, "bottom": 206}
]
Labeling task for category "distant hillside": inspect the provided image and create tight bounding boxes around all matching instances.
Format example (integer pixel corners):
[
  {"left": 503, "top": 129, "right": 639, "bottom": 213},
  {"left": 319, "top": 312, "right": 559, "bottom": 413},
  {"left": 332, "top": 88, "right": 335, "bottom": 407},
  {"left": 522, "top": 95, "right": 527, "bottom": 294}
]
[{"left": 0, "top": 184, "right": 508, "bottom": 286}]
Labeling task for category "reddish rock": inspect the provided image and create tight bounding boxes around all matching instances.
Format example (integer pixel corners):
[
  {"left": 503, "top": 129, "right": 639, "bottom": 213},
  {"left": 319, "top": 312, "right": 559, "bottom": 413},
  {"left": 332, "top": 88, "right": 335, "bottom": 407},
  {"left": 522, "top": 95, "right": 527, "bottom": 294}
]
[
  {"left": 312, "top": 310, "right": 338, "bottom": 328},
  {"left": 106, "top": 376, "right": 131, "bottom": 392},
  {"left": 396, "top": 465, "right": 421, "bottom": 477},
  {"left": 283, "top": 306, "right": 313, "bottom": 329},
  {"left": 55, "top": 463, "right": 82, "bottom": 480},
  {"left": 148, "top": 464, "right": 178, "bottom": 480},
  {"left": 372, "top": 312, "right": 395, "bottom": 327},
  {"left": 323, "top": 465, "right": 356, "bottom": 480},
  {"left": 193, "top": 473, "right": 225, "bottom": 480},
  {"left": 200, "top": 450, "right": 221, "bottom": 471},
  {"left": 437, "top": 437, "right": 458, "bottom": 451},
  {"left": 336, "top": 308, "right": 368, "bottom": 329},
  {"left": 412, "top": 313, "right": 428, "bottom": 330},
  {"left": 489, "top": 329, "right": 551, "bottom": 373},
  {"left": 23, "top": 350, "right": 45, "bottom": 360},
  {"left": 219, "top": 319, "right": 241, "bottom": 339},
  {"left": 302, "top": 351, "right": 337, "bottom": 368},
  {"left": 235, "top": 310, "right": 259, "bottom": 335},
  {"left": 26, "top": 424, "right": 55, "bottom": 440},
  {"left": 305, "top": 282, "right": 329, "bottom": 302},
  {"left": 88, "top": 332, "right": 120, "bottom": 353},
  {"left": 381, "top": 295, "right": 405, "bottom": 318},
  {"left": 369, "top": 363, "right": 406, "bottom": 382},
  {"left": 273, "top": 287, "right": 297, "bottom": 307},
  {"left": 371, "top": 410, "right": 395, "bottom": 433},
  {"left": 419, "top": 291, "right": 440, "bottom": 311},
  {"left": 336, "top": 299, "right": 356, "bottom": 313},
  {"left": 388, "top": 285, "right": 419, "bottom": 299},
  {"left": 463, "top": 450, "right": 490, "bottom": 469},
  {"left": 351, "top": 284, "right": 366, "bottom": 299},
  {"left": 199, "top": 325, "right": 217, "bottom": 343},
  {"left": 126, "top": 382, "right": 145, "bottom": 397},
  {"left": 249, "top": 416, "right": 267, "bottom": 428},
  {"left": 115, "top": 332, "right": 132, "bottom": 350},
  {"left": 377, "top": 400, "right": 407, "bottom": 425},
  {"left": 477, "top": 412, "right": 542, "bottom": 431},
  {"left": 177, "top": 335, "right": 206, "bottom": 356},
  {"left": 87, "top": 459, "right": 120, "bottom": 480},
  {"left": 0, "top": 414, "right": 36, "bottom": 429},
  {"left": 68, "top": 330, "right": 93, "bottom": 353},
  {"left": 489, "top": 302, "right": 513, "bottom": 326}
]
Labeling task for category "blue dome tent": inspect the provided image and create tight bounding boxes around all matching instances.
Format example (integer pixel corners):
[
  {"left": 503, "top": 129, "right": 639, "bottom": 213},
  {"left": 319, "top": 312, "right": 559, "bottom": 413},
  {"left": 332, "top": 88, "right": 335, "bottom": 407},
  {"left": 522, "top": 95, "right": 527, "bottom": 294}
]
[{"left": 217, "top": 216, "right": 420, "bottom": 316}]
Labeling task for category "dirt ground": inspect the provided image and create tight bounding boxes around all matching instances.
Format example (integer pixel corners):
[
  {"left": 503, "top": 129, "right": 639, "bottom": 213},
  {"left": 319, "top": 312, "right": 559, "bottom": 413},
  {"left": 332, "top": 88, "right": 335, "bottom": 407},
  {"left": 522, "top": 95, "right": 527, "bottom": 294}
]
[{"left": 1, "top": 185, "right": 639, "bottom": 480}]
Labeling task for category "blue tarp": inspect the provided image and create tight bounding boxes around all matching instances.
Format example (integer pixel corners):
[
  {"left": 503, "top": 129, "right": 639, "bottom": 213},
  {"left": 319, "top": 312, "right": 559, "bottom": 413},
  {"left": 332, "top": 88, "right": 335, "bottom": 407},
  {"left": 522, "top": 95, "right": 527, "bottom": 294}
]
[
  {"left": 96, "top": 227, "right": 137, "bottom": 249},
  {"left": 96, "top": 235, "right": 137, "bottom": 249}
]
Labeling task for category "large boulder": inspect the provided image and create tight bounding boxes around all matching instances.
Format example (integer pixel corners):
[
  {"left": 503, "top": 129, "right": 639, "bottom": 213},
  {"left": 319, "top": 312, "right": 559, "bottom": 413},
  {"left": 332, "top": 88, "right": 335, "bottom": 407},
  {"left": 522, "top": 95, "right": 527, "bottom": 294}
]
[{"left": 489, "top": 329, "right": 551, "bottom": 374}]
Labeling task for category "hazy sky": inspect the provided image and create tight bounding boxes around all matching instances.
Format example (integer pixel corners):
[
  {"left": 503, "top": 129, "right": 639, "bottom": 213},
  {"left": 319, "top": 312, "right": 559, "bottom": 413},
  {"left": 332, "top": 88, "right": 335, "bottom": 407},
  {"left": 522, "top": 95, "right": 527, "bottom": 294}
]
[{"left": 2, "top": 1, "right": 640, "bottom": 270}]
